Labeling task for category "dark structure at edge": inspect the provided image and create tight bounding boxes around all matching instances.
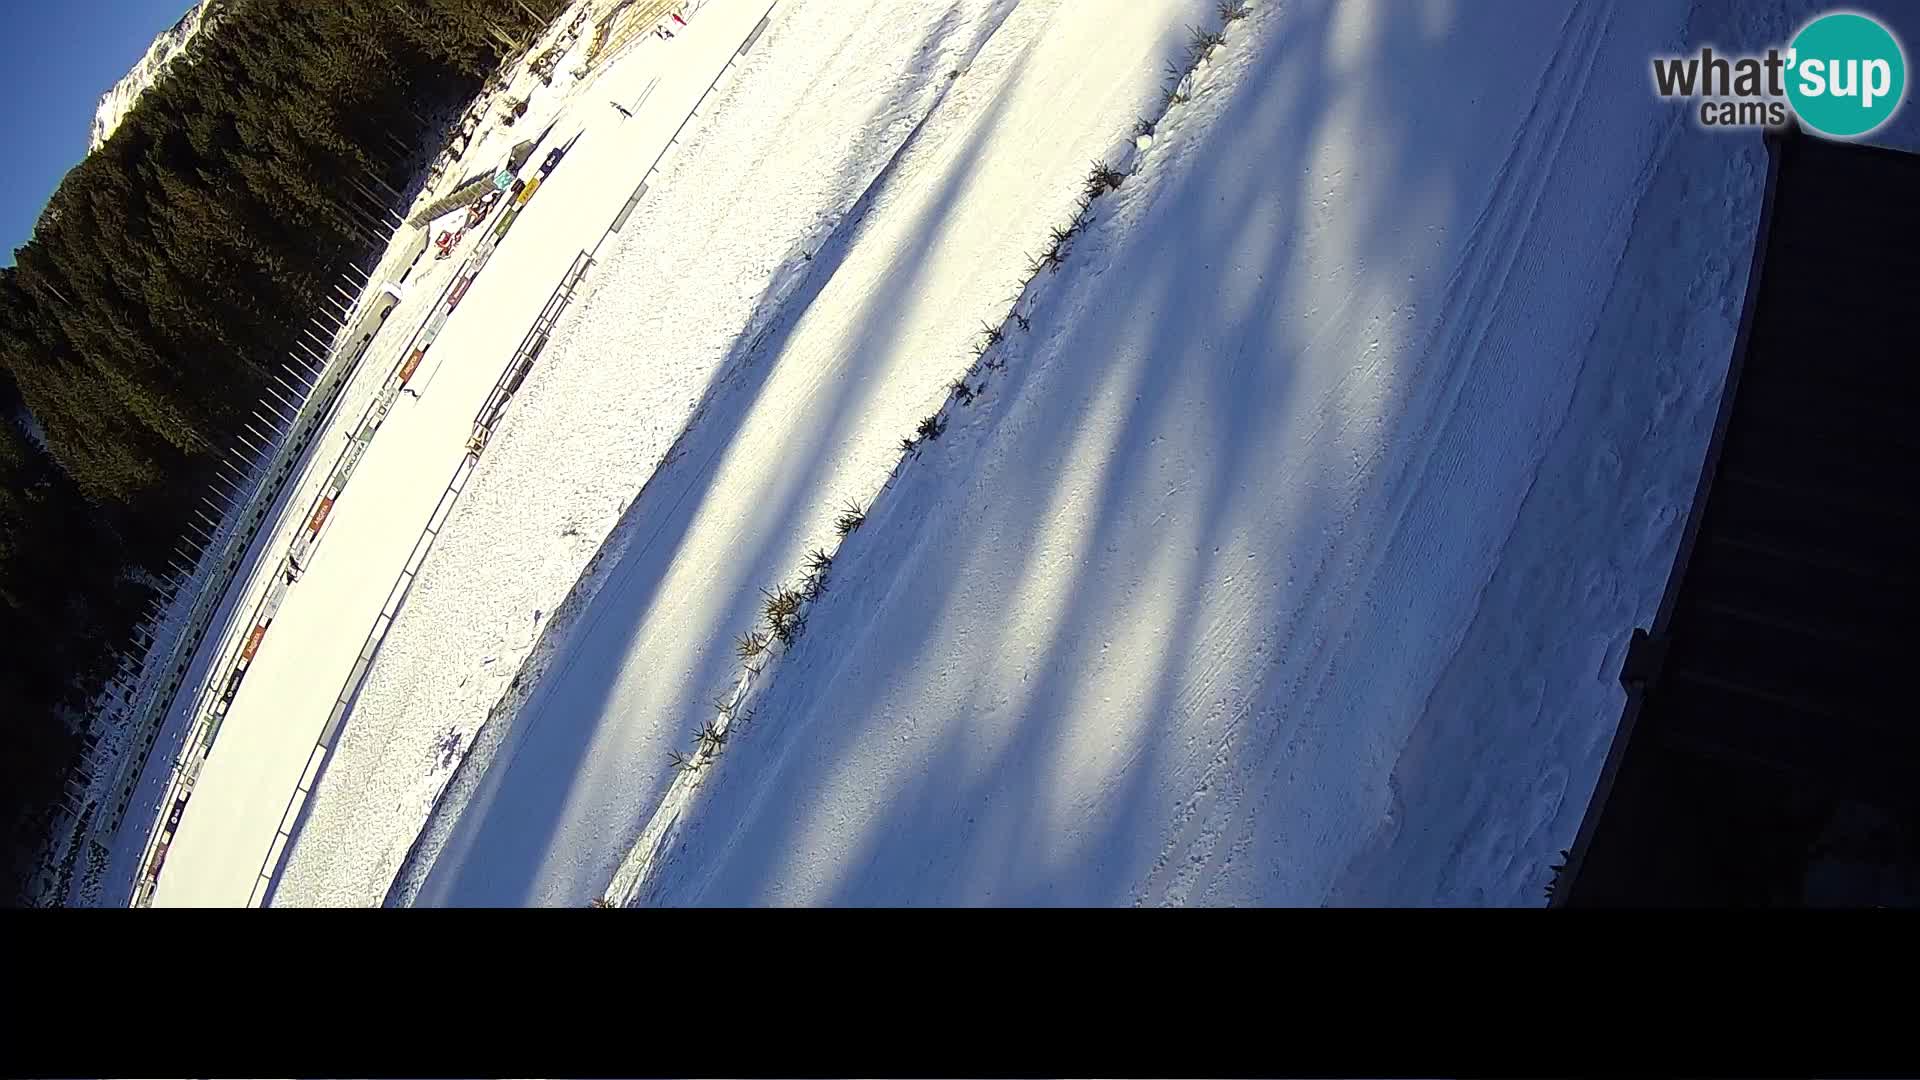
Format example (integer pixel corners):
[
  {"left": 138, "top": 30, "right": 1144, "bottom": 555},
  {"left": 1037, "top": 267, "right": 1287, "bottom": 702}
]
[{"left": 1554, "top": 122, "right": 1920, "bottom": 907}]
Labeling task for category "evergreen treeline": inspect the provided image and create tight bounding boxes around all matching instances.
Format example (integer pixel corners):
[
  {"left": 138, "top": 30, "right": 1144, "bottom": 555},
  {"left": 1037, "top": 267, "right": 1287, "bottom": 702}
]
[{"left": 0, "top": 0, "right": 566, "bottom": 902}]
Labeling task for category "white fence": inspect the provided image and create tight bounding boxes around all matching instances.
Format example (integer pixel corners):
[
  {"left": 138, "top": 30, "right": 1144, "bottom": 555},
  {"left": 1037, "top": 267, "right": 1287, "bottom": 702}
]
[
  {"left": 248, "top": 249, "right": 596, "bottom": 907},
  {"left": 126, "top": 237, "right": 484, "bottom": 906}
]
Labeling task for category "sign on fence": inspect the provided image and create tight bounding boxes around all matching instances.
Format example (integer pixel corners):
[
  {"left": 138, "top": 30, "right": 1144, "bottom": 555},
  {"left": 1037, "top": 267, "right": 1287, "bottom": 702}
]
[{"left": 241, "top": 624, "right": 268, "bottom": 664}]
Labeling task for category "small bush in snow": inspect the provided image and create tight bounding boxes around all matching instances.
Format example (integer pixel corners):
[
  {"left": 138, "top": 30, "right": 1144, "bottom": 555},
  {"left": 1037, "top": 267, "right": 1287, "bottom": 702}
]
[
  {"left": 900, "top": 435, "right": 921, "bottom": 455},
  {"left": 737, "top": 629, "right": 770, "bottom": 660},
  {"left": 667, "top": 748, "right": 702, "bottom": 773},
  {"left": 1135, "top": 116, "right": 1157, "bottom": 137},
  {"left": 1072, "top": 201, "right": 1097, "bottom": 238},
  {"left": 1164, "top": 62, "right": 1193, "bottom": 104},
  {"left": 694, "top": 720, "right": 730, "bottom": 753},
  {"left": 1218, "top": 0, "right": 1250, "bottom": 23},
  {"left": 980, "top": 321, "right": 1005, "bottom": 348},
  {"left": 763, "top": 582, "right": 808, "bottom": 646},
  {"left": 1085, "top": 161, "right": 1126, "bottom": 198},
  {"left": 1014, "top": 312, "right": 1031, "bottom": 333},
  {"left": 917, "top": 414, "right": 947, "bottom": 442},
  {"left": 835, "top": 500, "right": 868, "bottom": 539},
  {"left": 1188, "top": 25, "right": 1228, "bottom": 59},
  {"left": 590, "top": 896, "right": 614, "bottom": 908},
  {"left": 949, "top": 377, "right": 976, "bottom": 406},
  {"left": 798, "top": 554, "right": 831, "bottom": 602},
  {"left": 762, "top": 584, "right": 804, "bottom": 626},
  {"left": 771, "top": 611, "right": 807, "bottom": 647}
]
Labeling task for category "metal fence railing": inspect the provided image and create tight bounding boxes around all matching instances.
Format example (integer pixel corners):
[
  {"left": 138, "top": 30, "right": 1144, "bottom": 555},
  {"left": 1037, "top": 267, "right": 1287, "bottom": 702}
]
[
  {"left": 95, "top": 263, "right": 395, "bottom": 869},
  {"left": 247, "top": 249, "right": 595, "bottom": 908},
  {"left": 126, "top": 229, "right": 493, "bottom": 907}
]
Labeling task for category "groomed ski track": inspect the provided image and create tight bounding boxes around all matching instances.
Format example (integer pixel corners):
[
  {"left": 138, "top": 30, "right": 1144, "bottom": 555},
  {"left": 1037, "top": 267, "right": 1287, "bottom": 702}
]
[{"left": 605, "top": 0, "right": 1715, "bottom": 905}]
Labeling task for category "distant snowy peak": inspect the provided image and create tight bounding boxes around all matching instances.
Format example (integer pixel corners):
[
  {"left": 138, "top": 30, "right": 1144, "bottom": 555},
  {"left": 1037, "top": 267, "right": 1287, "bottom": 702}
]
[{"left": 89, "top": 0, "right": 220, "bottom": 152}]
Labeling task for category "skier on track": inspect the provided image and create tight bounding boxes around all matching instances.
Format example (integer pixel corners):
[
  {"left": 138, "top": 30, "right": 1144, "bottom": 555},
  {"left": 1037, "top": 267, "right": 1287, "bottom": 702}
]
[
  {"left": 611, "top": 101, "right": 634, "bottom": 118},
  {"left": 671, "top": 11, "right": 686, "bottom": 27}
]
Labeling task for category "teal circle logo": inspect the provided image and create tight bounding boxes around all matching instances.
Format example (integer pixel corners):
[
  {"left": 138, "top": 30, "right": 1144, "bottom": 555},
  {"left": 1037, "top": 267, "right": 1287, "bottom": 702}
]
[{"left": 1787, "top": 12, "right": 1906, "bottom": 138}]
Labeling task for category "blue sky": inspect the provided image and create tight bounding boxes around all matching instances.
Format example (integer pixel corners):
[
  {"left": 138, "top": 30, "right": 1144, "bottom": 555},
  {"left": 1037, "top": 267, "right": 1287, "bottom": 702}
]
[{"left": 1, "top": 0, "right": 194, "bottom": 264}]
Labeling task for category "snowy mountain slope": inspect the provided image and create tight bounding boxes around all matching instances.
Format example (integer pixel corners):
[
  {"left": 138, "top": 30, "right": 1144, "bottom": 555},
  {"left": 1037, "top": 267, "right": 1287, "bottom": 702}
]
[
  {"left": 91, "top": 0, "right": 217, "bottom": 151},
  {"left": 591, "top": 0, "right": 1757, "bottom": 906}
]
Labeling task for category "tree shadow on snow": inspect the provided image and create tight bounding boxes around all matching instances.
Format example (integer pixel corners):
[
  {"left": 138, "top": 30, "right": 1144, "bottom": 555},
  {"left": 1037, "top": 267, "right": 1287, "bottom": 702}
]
[
  {"left": 391, "top": 9, "right": 1038, "bottom": 907},
  {"left": 638, "top": 0, "right": 1671, "bottom": 906}
]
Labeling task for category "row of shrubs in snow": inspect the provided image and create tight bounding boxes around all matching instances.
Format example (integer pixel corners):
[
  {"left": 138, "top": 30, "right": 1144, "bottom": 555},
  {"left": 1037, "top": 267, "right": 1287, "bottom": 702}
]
[{"left": 591, "top": 0, "right": 1258, "bottom": 908}]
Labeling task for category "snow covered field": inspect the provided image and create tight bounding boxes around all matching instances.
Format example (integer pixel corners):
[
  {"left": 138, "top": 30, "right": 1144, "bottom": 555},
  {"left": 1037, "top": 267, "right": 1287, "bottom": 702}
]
[
  {"left": 601, "top": 0, "right": 1733, "bottom": 905},
  {"left": 216, "top": 0, "right": 1920, "bottom": 906},
  {"left": 627, "top": 0, "right": 1919, "bottom": 907}
]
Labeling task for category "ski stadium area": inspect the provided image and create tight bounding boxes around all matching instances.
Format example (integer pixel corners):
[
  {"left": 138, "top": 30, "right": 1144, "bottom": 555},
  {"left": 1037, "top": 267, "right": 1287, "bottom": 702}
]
[{"left": 76, "top": 0, "right": 1920, "bottom": 907}]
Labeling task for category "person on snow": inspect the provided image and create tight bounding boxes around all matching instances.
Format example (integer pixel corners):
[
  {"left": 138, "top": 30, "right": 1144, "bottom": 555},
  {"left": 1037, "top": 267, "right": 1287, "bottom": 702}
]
[
  {"left": 671, "top": 11, "right": 686, "bottom": 27},
  {"left": 611, "top": 101, "right": 634, "bottom": 118}
]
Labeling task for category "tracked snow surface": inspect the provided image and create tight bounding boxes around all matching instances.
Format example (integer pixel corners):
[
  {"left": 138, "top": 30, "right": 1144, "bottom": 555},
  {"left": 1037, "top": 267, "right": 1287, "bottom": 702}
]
[{"left": 267, "top": 0, "right": 1920, "bottom": 906}]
